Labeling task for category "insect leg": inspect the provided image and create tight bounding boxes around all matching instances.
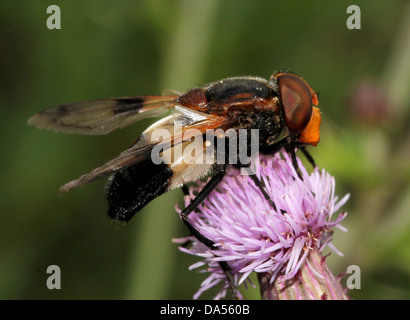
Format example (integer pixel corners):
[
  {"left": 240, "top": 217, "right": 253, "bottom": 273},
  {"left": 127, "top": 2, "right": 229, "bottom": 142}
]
[
  {"left": 248, "top": 173, "right": 277, "bottom": 211},
  {"left": 261, "top": 136, "right": 304, "bottom": 177},
  {"left": 180, "top": 168, "right": 239, "bottom": 299},
  {"left": 181, "top": 185, "right": 189, "bottom": 196},
  {"left": 244, "top": 166, "right": 286, "bottom": 214},
  {"left": 300, "top": 146, "right": 316, "bottom": 168},
  {"left": 180, "top": 170, "right": 225, "bottom": 247},
  {"left": 261, "top": 136, "right": 291, "bottom": 155},
  {"left": 284, "top": 144, "right": 303, "bottom": 180}
]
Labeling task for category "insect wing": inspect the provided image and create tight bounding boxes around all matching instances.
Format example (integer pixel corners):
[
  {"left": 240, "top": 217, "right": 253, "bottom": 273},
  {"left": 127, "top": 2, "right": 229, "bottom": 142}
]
[
  {"left": 27, "top": 95, "right": 178, "bottom": 135},
  {"left": 59, "top": 107, "right": 230, "bottom": 193}
]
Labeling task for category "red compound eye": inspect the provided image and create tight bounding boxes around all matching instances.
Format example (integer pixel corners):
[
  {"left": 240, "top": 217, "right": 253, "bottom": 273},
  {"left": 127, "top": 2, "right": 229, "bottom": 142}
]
[{"left": 276, "top": 73, "right": 313, "bottom": 134}]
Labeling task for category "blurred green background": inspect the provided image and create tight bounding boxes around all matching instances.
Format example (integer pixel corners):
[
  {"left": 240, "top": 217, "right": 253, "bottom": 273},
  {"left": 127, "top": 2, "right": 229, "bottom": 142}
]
[{"left": 1, "top": 0, "right": 409, "bottom": 300}]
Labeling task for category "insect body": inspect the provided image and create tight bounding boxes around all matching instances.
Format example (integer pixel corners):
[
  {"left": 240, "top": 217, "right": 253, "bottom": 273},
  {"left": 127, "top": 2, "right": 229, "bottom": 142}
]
[
  {"left": 28, "top": 72, "right": 321, "bottom": 297},
  {"left": 28, "top": 72, "right": 320, "bottom": 248}
]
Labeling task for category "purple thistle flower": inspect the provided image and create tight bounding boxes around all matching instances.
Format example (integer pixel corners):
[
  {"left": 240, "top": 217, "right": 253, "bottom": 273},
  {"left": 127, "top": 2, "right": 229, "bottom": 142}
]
[{"left": 174, "top": 151, "right": 349, "bottom": 300}]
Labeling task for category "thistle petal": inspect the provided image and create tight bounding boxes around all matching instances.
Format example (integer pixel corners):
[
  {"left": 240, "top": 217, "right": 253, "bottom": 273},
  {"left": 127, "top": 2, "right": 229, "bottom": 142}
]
[{"left": 174, "top": 151, "right": 349, "bottom": 299}]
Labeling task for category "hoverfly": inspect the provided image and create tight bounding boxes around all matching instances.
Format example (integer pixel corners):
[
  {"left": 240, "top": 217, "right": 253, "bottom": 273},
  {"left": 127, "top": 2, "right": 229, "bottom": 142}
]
[{"left": 28, "top": 72, "right": 321, "bottom": 295}]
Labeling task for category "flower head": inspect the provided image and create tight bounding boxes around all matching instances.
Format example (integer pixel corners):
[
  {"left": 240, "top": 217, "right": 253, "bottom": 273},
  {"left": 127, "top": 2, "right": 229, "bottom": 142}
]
[{"left": 174, "top": 151, "right": 349, "bottom": 299}]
